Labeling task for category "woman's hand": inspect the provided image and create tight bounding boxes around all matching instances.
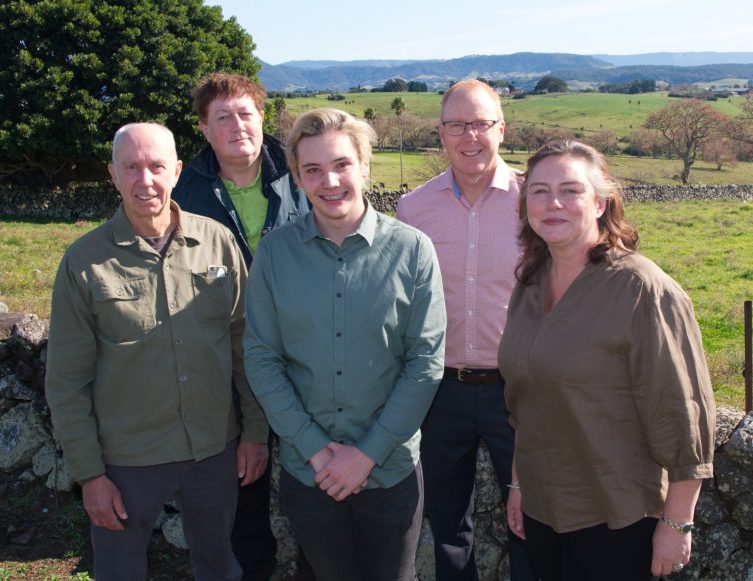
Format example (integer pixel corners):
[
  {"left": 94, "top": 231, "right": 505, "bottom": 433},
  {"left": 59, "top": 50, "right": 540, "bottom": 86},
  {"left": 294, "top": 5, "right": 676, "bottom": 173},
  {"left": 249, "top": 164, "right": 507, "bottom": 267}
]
[
  {"left": 651, "top": 521, "right": 691, "bottom": 576},
  {"left": 506, "top": 486, "right": 525, "bottom": 540}
]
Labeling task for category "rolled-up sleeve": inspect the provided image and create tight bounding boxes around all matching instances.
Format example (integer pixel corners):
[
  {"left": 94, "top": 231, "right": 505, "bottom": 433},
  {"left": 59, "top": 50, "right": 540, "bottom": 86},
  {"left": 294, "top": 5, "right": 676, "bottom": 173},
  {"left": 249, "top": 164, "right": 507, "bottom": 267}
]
[
  {"left": 629, "top": 279, "right": 716, "bottom": 482},
  {"left": 357, "top": 235, "right": 446, "bottom": 465}
]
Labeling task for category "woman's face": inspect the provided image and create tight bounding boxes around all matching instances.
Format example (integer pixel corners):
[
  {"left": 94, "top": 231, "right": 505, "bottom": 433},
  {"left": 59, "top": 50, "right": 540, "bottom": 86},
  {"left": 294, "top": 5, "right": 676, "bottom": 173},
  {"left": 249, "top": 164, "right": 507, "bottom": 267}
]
[{"left": 525, "top": 155, "right": 606, "bottom": 253}]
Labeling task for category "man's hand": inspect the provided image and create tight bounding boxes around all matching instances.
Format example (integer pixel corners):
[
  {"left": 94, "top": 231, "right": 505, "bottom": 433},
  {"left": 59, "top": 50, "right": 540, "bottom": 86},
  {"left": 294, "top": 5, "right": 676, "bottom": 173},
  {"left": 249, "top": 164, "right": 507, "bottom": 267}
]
[
  {"left": 82, "top": 475, "right": 128, "bottom": 531},
  {"left": 237, "top": 442, "right": 269, "bottom": 486},
  {"left": 309, "top": 445, "right": 335, "bottom": 474},
  {"left": 314, "top": 442, "right": 375, "bottom": 502}
]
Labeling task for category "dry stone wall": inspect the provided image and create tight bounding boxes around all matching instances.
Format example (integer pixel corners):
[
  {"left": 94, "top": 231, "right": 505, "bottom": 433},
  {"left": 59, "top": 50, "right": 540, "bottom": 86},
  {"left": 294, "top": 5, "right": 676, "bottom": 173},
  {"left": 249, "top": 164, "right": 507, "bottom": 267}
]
[
  {"left": 1, "top": 184, "right": 752, "bottom": 221},
  {"left": 2, "top": 314, "right": 753, "bottom": 579}
]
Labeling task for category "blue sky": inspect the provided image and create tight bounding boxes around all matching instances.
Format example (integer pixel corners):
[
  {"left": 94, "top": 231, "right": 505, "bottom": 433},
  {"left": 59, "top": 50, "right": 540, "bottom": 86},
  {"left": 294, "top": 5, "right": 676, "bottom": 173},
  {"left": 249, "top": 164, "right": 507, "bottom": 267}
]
[{"left": 211, "top": 0, "right": 752, "bottom": 65}]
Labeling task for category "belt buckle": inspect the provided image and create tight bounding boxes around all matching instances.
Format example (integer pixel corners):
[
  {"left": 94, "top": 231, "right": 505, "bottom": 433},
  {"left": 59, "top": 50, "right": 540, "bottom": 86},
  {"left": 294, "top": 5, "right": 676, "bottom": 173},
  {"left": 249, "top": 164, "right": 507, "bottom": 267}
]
[{"left": 457, "top": 368, "right": 468, "bottom": 382}]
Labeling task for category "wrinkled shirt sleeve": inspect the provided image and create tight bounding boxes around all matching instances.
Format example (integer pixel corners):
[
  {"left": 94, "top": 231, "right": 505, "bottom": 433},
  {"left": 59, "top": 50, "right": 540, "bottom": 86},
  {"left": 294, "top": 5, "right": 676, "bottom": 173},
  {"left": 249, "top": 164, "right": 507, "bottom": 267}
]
[
  {"left": 46, "top": 254, "right": 105, "bottom": 483},
  {"left": 230, "top": 236, "right": 268, "bottom": 443},
  {"left": 356, "top": 236, "right": 446, "bottom": 465},
  {"left": 629, "top": 278, "right": 715, "bottom": 482}
]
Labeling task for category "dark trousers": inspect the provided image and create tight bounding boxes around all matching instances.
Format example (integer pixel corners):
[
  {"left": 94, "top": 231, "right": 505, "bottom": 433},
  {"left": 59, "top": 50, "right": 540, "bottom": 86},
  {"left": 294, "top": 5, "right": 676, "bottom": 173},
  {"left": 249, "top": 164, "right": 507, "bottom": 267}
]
[
  {"left": 280, "top": 463, "right": 424, "bottom": 581},
  {"left": 231, "top": 440, "right": 278, "bottom": 581},
  {"left": 523, "top": 514, "right": 659, "bottom": 581},
  {"left": 91, "top": 442, "right": 241, "bottom": 581},
  {"left": 421, "top": 377, "right": 537, "bottom": 581}
]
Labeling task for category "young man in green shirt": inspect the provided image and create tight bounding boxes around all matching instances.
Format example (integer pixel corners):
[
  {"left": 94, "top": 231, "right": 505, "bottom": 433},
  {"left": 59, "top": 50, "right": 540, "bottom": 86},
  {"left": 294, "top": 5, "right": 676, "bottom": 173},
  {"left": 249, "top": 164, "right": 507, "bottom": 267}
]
[{"left": 245, "top": 109, "right": 446, "bottom": 581}]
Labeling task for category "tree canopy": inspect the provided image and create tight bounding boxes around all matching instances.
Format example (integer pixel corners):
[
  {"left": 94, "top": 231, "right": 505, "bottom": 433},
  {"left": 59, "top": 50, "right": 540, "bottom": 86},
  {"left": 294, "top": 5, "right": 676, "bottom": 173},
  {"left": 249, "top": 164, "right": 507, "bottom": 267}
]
[
  {"left": 0, "top": 0, "right": 259, "bottom": 185},
  {"left": 532, "top": 75, "right": 568, "bottom": 94}
]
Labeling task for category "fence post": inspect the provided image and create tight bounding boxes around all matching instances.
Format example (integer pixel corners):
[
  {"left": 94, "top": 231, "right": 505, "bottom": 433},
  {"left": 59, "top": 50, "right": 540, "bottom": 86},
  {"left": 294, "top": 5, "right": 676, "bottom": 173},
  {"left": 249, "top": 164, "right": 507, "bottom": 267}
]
[{"left": 745, "top": 300, "right": 752, "bottom": 413}]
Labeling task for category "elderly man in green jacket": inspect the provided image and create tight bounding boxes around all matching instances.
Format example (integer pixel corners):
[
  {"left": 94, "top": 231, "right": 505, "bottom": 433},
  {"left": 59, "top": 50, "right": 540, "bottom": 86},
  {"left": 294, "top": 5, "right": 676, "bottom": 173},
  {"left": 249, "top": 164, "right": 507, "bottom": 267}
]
[{"left": 46, "top": 122, "right": 261, "bottom": 581}]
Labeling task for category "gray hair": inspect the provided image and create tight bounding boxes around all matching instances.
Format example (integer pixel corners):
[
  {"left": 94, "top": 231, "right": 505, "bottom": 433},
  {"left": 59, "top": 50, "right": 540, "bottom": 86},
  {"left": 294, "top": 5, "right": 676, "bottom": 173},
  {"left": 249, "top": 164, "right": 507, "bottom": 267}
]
[{"left": 111, "top": 122, "right": 177, "bottom": 164}]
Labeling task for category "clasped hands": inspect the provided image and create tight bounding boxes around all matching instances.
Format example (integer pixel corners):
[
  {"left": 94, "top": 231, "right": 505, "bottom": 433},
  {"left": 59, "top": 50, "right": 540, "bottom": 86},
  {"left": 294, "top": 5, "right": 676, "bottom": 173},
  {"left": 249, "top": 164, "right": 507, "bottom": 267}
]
[{"left": 310, "top": 442, "right": 375, "bottom": 502}]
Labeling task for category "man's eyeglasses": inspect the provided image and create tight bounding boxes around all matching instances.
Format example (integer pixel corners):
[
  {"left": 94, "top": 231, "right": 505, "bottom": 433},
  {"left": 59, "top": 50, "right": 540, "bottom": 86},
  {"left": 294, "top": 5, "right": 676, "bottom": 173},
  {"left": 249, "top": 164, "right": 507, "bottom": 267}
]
[{"left": 440, "top": 120, "right": 500, "bottom": 136}]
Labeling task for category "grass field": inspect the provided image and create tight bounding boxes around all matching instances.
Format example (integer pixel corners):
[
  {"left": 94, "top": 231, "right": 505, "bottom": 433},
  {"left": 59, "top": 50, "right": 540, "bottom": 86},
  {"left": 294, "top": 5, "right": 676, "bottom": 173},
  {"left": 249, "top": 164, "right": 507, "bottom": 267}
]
[
  {"left": 284, "top": 91, "right": 748, "bottom": 138},
  {"left": 1, "top": 199, "right": 751, "bottom": 409},
  {"left": 369, "top": 150, "right": 753, "bottom": 191}
]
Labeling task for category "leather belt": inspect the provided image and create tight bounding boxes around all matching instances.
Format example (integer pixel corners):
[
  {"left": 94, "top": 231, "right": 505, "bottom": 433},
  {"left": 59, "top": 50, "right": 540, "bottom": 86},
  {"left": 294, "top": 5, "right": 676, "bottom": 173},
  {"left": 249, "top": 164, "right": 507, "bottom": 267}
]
[{"left": 443, "top": 367, "right": 501, "bottom": 384}]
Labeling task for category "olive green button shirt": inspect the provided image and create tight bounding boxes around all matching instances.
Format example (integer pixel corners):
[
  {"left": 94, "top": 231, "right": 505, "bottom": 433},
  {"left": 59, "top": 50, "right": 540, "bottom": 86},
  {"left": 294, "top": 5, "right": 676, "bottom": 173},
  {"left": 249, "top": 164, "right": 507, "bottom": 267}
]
[
  {"left": 244, "top": 203, "right": 446, "bottom": 488},
  {"left": 46, "top": 203, "right": 267, "bottom": 483}
]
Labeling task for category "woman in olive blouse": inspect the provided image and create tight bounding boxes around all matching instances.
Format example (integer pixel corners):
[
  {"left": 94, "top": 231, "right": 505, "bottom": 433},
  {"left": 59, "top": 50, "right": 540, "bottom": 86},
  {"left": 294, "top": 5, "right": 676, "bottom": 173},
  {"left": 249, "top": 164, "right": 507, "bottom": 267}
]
[{"left": 499, "top": 141, "right": 715, "bottom": 581}]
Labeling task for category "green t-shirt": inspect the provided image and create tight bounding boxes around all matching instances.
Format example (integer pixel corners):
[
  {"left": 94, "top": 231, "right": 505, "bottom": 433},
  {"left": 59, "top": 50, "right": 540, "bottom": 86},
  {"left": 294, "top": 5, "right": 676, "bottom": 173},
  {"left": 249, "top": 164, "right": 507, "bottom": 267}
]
[{"left": 223, "top": 173, "right": 267, "bottom": 252}]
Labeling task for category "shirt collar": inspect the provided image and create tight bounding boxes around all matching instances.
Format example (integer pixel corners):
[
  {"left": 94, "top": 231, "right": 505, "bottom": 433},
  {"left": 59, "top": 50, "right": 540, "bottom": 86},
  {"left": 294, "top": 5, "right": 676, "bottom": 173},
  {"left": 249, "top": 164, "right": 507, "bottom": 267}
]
[
  {"left": 444, "top": 155, "right": 516, "bottom": 199},
  {"left": 301, "top": 196, "right": 377, "bottom": 246},
  {"left": 112, "top": 200, "right": 197, "bottom": 247}
]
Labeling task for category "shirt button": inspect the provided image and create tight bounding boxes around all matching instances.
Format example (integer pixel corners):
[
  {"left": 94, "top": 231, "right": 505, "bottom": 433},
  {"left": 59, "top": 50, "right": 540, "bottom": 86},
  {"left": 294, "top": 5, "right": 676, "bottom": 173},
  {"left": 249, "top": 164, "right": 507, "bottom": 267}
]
[
  {"left": 185, "top": 413, "right": 191, "bottom": 422},
  {"left": 165, "top": 264, "right": 171, "bottom": 270},
  {"left": 170, "top": 301, "right": 177, "bottom": 308},
  {"left": 468, "top": 276, "right": 475, "bottom": 282},
  {"left": 176, "top": 338, "right": 183, "bottom": 346},
  {"left": 471, "top": 211, "right": 477, "bottom": 217},
  {"left": 337, "top": 257, "right": 343, "bottom": 262},
  {"left": 469, "top": 243, "right": 476, "bottom": 249},
  {"left": 179, "top": 374, "right": 188, "bottom": 382},
  {"left": 468, "top": 310, "right": 473, "bottom": 316},
  {"left": 337, "top": 408, "right": 343, "bottom": 412},
  {"left": 116, "top": 289, "right": 123, "bottom": 296},
  {"left": 336, "top": 292, "right": 342, "bottom": 298},
  {"left": 336, "top": 370, "right": 342, "bottom": 375},
  {"left": 336, "top": 332, "right": 342, "bottom": 337}
]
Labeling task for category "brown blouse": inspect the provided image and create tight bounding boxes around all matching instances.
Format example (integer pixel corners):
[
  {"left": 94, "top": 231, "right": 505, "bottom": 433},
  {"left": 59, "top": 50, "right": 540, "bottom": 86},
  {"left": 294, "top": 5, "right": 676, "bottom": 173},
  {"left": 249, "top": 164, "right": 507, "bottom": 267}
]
[{"left": 498, "top": 251, "right": 715, "bottom": 533}]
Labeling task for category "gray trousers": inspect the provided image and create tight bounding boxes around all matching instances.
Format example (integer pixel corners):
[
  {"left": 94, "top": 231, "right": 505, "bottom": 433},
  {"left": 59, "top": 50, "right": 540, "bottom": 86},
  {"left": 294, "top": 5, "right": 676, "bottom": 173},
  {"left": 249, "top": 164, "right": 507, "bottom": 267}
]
[{"left": 91, "top": 442, "right": 241, "bottom": 581}]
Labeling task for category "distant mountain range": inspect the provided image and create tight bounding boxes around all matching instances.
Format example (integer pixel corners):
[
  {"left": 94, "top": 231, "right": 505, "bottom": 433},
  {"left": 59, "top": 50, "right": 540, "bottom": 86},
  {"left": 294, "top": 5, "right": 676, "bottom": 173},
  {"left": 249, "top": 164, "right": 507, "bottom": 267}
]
[{"left": 258, "top": 52, "right": 753, "bottom": 92}]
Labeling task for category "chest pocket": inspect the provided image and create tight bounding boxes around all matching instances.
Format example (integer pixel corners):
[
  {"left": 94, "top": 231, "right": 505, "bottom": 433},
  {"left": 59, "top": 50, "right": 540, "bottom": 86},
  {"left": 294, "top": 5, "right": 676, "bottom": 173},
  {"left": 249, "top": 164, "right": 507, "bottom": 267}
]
[
  {"left": 191, "top": 268, "right": 236, "bottom": 324},
  {"left": 90, "top": 277, "right": 156, "bottom": 342}
]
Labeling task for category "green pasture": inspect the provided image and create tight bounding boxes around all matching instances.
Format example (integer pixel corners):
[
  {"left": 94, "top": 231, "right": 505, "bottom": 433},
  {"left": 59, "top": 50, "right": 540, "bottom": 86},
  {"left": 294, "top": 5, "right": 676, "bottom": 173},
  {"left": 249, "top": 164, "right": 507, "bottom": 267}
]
[
  {"left": 1, "top": 198, "right": 751, "bottom": 409},
  {"left": 368, "top": 151, "right": 753, "bottom": 191},
  {"left": 283, "top": 91, "right": 747, "bottom": 138}
]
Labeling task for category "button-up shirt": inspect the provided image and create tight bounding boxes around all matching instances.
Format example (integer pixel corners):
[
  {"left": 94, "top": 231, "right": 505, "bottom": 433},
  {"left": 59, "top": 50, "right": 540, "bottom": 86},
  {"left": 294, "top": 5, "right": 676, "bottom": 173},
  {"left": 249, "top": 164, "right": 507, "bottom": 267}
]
[
  {"left": 46, "top": 203, "right": 266, "bottom": 483},
  {"left": 244, "top": 203, "right": 446, "bottom": 488},
  {"left": 397, "top": 158, "right": 521, "bottom": 368}
]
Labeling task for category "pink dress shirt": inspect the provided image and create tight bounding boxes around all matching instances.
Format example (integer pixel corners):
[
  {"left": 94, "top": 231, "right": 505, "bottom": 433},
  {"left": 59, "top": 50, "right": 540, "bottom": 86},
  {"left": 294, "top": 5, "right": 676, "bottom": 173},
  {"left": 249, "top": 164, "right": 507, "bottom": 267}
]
[{"left": 397, "top": 157, "right": 521, "bottom": 369}]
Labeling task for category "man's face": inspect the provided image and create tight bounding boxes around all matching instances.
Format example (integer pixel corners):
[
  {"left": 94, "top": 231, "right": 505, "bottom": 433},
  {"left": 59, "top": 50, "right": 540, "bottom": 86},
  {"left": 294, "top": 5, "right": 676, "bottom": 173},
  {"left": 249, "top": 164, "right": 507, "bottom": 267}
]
[
  {"left": 199, "top": 94, "right": 264, "bottom": 169},
  {"left": 439, "top": 88, "right": 505, "bottom": 181},
  {"left": 295, "top": 130, "right": 368, "bottom": 234},
  {"left": 108, "top": 125, "right": 181, "bottom": 228}
]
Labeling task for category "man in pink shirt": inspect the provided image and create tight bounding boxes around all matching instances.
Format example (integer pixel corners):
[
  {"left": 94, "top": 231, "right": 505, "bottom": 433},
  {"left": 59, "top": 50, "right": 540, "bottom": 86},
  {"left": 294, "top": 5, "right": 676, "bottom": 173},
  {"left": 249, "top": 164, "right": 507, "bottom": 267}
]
[{"left": 397, "top": 80, "right": 536, "bottom": 581}]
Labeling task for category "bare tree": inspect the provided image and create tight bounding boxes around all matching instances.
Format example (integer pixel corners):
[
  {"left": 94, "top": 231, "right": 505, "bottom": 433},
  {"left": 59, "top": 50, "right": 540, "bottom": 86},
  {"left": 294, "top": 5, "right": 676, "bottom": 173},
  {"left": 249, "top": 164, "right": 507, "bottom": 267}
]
[
  {"left": 702, "top": 136, "right": 738, "bottom": 170},
  {"left": 644, "top": 99, "right": 726, "bottom": 184}
]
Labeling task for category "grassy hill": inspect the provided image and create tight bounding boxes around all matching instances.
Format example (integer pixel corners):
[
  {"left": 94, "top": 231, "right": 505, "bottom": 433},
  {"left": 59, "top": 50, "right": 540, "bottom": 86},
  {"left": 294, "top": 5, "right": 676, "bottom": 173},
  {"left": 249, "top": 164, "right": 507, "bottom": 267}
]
[{"left": 283, "top": 91, "right": 747, "bottom": 138}]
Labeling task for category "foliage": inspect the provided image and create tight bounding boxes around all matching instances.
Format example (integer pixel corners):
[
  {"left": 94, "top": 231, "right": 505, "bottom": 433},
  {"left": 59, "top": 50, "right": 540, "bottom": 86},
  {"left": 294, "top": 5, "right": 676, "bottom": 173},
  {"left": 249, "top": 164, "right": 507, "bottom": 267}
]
[
  {"left": 645, "top": 99, "right": 727, "bottom": 183},
  {"left": 379, "top": 78, "right": 408, "bottom": 92},
  {"left": 407, "top": 80, "right": 428, "bottom": 92},
  {"left": 532, "top": 75, "right": 568, "bottom": 94},
  {"left": 599, "top": 79, "right": 656, "bottom": 94},
  {"left": 0, "top": 0, "right": 259, "bottom": 185}
]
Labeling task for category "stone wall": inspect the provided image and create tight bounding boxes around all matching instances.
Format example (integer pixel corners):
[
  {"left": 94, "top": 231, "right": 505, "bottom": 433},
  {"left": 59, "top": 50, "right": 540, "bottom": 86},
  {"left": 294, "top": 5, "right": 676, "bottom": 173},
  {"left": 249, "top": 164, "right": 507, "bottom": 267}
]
[
  {"left": 1, "top": 314, "right": 752, "bottom": 580},
  {"left": 1, "top": 184, "right": 751, "bottom": 222}
]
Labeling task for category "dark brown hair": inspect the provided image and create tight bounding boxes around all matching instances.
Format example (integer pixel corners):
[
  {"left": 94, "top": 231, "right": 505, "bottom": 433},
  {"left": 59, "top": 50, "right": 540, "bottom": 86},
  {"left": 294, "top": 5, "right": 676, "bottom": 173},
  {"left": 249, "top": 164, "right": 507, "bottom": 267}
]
[
  {"left": 516, "top": 140, "right": 639, "bottom": 284},
  {"left": 190, "top": 73, "right": 266, "bottom": 120}
]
